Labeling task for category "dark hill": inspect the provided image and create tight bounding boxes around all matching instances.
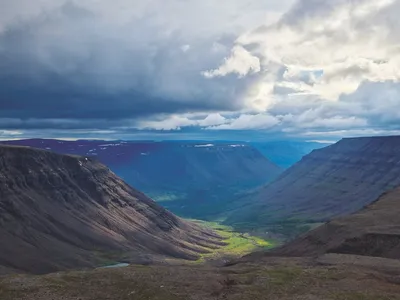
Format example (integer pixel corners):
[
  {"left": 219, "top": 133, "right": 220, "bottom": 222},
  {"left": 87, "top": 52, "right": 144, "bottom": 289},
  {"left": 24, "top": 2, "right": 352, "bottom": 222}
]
[
  {"left": 226, "top": 136, "right": 400, "bottom": 235},
  {"left": 0, "top": 145, "right": 223, "bottom": 274},
  {"left": 1, "top": 139, "right": 282, "bottom": 219},
  {"left": 268, "top": 185, "right": 400, "bottom": 259}
]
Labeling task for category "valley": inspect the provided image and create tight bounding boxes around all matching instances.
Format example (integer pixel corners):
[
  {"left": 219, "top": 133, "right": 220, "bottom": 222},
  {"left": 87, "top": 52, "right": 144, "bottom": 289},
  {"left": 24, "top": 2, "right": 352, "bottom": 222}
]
[
  {"left": 251, "top": 141, "right": 327, "bottom": 169},
  {"left": 3, "top": 136, "right": 400, "bottom": 299},
  {"left": 225, "top": 136, "right": 400, "bottom": 237},
  {"left": 1, "top": 139, "right": 283, "bottom": 221},
  {"left": 190, "top": 220, "right": 275, "bottom": 263},
  {"left": 2, "top": 0, "right": 400, "bottom": 298}
]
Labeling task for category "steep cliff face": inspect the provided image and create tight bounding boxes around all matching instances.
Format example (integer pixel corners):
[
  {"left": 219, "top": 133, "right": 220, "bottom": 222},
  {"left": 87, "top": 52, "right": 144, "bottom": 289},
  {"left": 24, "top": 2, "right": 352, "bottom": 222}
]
[
  {"left": 2, "top": 139, "right": 282, "bottom": 219},
  {"left": 226, "top": 136, "right": 400, "bottom": 231},
  {"left": 0, "top": 145, "right": 223, "bottom": 274},
  {"left": 270, "top": 186, "right": 400, "bottom": 259}
]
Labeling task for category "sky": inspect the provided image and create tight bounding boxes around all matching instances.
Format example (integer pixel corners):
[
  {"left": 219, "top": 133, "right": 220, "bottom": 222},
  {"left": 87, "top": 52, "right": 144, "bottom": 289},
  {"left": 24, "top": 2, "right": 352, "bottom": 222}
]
[{"left": 1, "top": 0, "right": 400, "bottom": 141}]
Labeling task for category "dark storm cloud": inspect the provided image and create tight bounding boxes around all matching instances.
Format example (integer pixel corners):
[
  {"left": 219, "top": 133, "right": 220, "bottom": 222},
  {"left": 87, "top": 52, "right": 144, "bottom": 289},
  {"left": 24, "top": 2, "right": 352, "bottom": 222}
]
[{"left": 0, "top": 1, "right": 258, "bottom": 128}]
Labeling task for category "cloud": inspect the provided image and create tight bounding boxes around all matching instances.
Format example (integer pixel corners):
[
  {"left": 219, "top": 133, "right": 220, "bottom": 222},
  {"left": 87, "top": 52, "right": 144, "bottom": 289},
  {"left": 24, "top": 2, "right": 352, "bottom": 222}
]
[
  {"left": 136, "top": 115, "right": 197, "bottom": 131},
  {"left": 209, "top": 0, "right": 400, "bottom": 101},
  {"left": 203, "top": 46, "right": 261, "bottom": 78},
  {"left": 135, "top": 113, "right": 228, "bottom": 130},
  {"left": 207, "top": 114, "right": 279, "bottom": 130},
  {"left": 0, "top": 0, "right": 293, "bottom": 126},
  {"left": 202, "top": 0, "right": 400, "bottom": 138},
  {"left": 1, "top": 0, "right": 400, "bottom": 141},
  {"left": 197, "top": 114, "right": 227, "bottom": 127}
]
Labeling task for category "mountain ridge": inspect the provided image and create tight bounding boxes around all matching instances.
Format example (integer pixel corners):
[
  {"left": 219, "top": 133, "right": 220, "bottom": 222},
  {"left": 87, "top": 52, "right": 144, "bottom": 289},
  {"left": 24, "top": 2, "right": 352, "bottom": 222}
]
[
  {"left": 0, "top": 139, "right": 283, "bottom": 219},
  {"left": 0, "top": 145, "right": 223, "bottom": 274},
  {"left": 225, "top": 135, "right": 400, "bottom": 235}
]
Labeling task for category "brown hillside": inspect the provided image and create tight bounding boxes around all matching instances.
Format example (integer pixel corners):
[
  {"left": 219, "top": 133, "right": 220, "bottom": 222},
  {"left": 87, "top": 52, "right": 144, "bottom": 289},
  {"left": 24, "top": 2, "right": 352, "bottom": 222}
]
[
  {"left": 266, "top": 186, "right": 400, "bottom": 258},
  {"left": 0, "top": 145, "right": 223, "bottom": 274}
]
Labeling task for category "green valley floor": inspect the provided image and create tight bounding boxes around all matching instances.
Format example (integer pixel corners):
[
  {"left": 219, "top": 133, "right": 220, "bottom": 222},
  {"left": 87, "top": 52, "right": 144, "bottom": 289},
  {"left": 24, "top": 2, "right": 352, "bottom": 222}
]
[{"left": 189, "top": 220, "right": 277, "bottom": 263}]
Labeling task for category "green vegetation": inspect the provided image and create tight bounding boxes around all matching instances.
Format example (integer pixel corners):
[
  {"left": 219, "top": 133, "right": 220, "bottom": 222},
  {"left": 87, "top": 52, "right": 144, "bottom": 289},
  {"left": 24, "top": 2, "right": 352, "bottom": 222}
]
[{"left": 190, "top": 220, "right": 276, "bottom": 262}]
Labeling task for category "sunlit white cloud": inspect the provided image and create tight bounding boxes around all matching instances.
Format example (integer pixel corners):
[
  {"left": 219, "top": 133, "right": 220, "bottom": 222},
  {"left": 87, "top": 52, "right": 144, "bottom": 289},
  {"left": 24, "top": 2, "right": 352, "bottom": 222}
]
[
  {"left": 207, "top": 114, "right": 279, "bottom": 130},
  {"left": 199, "top": 0, "right": 400, "bottom": 138}
]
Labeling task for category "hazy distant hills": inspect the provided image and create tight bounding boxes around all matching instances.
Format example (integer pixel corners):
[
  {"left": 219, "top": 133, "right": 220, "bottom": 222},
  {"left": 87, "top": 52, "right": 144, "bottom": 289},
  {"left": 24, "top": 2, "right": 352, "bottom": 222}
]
[
  {"left": 251, "top": 141, "right": 327, "bottom": 169},
  {"left": 1, "top": 139, "right": 282, "bottom": 219},
  {"left": 0, "top": 145, "right": 223, "bottom": 274},
  {"left": 226, "top": 136, "right": 400, "bottom": 237}
]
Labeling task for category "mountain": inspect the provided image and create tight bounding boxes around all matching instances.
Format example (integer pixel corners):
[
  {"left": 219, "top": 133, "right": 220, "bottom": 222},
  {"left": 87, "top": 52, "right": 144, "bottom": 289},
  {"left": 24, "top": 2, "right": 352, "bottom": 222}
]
[
  {"left": 226, "top": 136, "right": 400, "bottom": 237},
  {"left": 1, "top": 139, "right": 282, "bottom": 219},
  {"left": 268, "top": 185, "right": 400, "bottom": 259},
  {"left": 250, "top": 141, "right": 327, "bottom": 169},
  {"left": 0, "top": 145, "right": 223, "bottom": 274}
]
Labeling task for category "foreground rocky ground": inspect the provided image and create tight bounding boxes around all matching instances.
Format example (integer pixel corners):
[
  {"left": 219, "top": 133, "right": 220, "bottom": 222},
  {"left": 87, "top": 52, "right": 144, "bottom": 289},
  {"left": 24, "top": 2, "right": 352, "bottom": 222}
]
[{"left": 2, "top": 255, "right": 400, "bottom": 300}]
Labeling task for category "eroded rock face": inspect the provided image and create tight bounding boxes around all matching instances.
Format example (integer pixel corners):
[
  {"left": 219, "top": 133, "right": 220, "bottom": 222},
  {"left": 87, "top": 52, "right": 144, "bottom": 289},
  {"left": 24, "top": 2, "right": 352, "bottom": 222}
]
[
  {"left": 227, "top": 136, "right": 400, "bottom": 228},
  {"left": 0, "top": 145, "right": 222, "bottom": 274}
]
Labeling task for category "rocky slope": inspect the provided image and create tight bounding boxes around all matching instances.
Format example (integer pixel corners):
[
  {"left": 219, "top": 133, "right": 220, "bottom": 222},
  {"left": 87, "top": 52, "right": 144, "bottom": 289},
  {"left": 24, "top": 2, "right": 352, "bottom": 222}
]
[
  {"left": 0, "top": 145, "right": 223, "bottom": 274},
  {"left": 1, "top": 139, "right": 282, "bottom": 219},
  {"left": 267, "top": 185, "right": 400, "bottom": 259},
  {"left": 226, "top": 136, "right": 400, "bottom": 234}
]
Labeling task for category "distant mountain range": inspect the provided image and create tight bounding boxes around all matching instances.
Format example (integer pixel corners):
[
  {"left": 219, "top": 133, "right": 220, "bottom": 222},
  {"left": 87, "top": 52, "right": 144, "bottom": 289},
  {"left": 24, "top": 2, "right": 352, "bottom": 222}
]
[
  {"left": 226, "top": 136, "right": 400, "bottom": 237},
  {"left": 250, "top": 141, "right": 328, "bottom": 169},
  {"left": 0, "top": 145, "right": 223, "bottom": 274},
  {"left": 1, "top": 139, "right": 283, "bottom": 219}
]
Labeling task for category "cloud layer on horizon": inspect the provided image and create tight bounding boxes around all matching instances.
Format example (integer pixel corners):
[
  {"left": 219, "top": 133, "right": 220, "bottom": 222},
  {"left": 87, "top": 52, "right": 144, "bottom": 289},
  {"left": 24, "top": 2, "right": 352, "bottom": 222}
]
[{"left": 1, "top": 0, "right": 400, "bottom": 140}]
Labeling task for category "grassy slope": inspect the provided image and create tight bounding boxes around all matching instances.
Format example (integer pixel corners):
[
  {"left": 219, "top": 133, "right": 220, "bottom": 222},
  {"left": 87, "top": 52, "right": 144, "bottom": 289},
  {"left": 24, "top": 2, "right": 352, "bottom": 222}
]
[
  {"left": 69, "top": 220, "right": 276, "bottom": 268},
  {"left": 189, "top": 220, "right": 277, "bottom": 262}
]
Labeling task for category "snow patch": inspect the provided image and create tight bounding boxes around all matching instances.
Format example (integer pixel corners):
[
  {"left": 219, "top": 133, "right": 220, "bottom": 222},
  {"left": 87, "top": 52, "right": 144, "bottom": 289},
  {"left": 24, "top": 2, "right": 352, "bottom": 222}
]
[
  {"left": 99, "top": 143, "right": 121, "bottom": 147},
  {"left": 194, "top": 144, "right": 214, "bottom": 148}
]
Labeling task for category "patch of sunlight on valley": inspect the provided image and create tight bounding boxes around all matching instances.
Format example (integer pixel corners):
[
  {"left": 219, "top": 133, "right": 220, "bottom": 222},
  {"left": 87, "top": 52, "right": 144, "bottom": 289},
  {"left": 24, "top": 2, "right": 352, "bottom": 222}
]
[{"left": 189, "top": 220, "right": 277, "bottom": 263}]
